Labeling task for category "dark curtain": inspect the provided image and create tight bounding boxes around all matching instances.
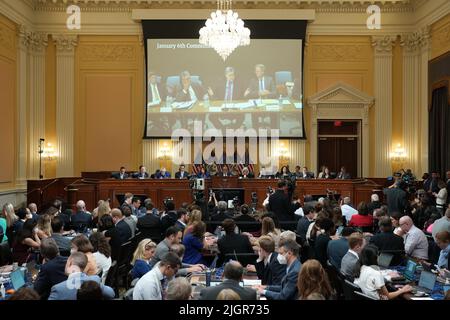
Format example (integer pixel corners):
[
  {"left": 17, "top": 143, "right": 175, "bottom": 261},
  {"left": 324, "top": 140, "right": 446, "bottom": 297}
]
[{"left": 429, "top": 86, "right": 450, "bottom": 178}]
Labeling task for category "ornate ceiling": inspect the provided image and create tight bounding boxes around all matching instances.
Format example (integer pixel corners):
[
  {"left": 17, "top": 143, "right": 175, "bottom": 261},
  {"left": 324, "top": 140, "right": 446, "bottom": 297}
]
[{"left": 28, "top": 0, "right": 427, "bottom": 12}]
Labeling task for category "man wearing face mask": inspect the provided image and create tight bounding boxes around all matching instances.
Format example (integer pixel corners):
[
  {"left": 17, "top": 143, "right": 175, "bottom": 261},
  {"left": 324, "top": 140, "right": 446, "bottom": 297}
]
[
  {"left": 246, "top": 236, "right": 286, "bottom": 286},
  {"left": 133, "top": 252, "right": 181, "bottom": 300},
  {"left": 254, "top": 239, "right": 301, "bottom": 300}
]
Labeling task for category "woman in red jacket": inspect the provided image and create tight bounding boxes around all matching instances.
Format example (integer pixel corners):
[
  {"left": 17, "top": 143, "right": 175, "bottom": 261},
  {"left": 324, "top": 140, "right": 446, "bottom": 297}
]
[{"left": 349, "top": 202, "right": 373, "bottom": 230}]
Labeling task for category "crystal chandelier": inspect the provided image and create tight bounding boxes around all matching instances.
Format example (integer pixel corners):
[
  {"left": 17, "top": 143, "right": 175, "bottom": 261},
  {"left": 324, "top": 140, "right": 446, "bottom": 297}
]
[{"left": 199, "top": 0, "right": 251, "bottom": 61}]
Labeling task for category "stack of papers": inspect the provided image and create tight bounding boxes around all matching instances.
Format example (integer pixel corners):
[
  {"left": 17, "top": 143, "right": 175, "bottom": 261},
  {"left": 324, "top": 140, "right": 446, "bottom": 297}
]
[
  {"left": 172, "top": 101, "right": 195, "bottom": 109},
  {"left": 266, "top": 105, "right": 280, "bottom": 111},
  {"left": 160, "top": 107, "right": 172, "bottom": 113},
  {"left": 294, "top": 102, "right": 303, "bottom": 109},
  {"left": 243, "top": 279, "right": 261, "bottom": 286}
]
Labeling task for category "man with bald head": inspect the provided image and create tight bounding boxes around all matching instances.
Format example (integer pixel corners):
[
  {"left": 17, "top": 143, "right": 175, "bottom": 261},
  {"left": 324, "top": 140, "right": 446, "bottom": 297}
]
[
  {"left": 399, "top": 216, "right": 428, "bottom": 261},
  {"left": 70, "top": 200, "right": 92, "bottom": 232},
  {"left": 200, "top": 261, "right": 257, "bottom": 300}
]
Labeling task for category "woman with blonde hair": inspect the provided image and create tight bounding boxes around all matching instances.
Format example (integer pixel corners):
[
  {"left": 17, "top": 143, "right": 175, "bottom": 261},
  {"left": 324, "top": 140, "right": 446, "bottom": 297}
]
[
  {"left": 2, "top": 203, "right": 18, "bottom": 229},
  {"left": 93, "top": 200, "right": 111, "bottom": 227},
  {"left": 216, "top": 289, "right": 241, "bottom": 300},
  {"left": 36, "top": 214, "right": 52, "bottom": 238},
  {"left": 184, "top": 209, "right": 202, "bottom": 236},
  {"left": 131, "top": 238, "right": 157, "bottom": 280},
  {"left": 297, "top": 259, "right": 334, "bottom": 300}
]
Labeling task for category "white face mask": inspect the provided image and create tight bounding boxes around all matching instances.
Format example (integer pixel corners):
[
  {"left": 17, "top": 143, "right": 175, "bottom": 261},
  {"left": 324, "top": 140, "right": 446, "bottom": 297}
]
[{"left": 277, "top": 253, "right": 287, "bottom": 265}]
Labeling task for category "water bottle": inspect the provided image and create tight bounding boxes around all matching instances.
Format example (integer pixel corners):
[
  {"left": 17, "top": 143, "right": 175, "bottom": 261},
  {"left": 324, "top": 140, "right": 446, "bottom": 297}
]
[
  {"left": 205, "top": 268, "right": 211, "bottom": 287},
  {"left": 279, "top": 94, "right": 283, "bottom": 106},
  {"left": 203, "top": 94, "right": 210, "bottom": 108},
  {"left": 0, "top": 279, "right": 5, "bottom": 299}
]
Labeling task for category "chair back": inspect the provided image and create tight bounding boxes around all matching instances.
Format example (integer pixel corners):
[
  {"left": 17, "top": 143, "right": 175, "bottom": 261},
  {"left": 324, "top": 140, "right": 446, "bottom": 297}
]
[
  {"left": 275, "top": 71, "right": 292, "bottom": 85},
  {"left": 235, "top": 221, "right": 261, "bottom": 233},
  {"left": 342, "top": 279, "right": 362, "bottom": 300},
  {"left": 0, "top": 241, "right": 12, "bottom": 266},
  {"left": 354, "top": 290, "right": 378, "bottom": 300},
  {"left": 166, "top": 76, "right": 180, "bottom": 89},
  {"left": 223, "top": 253, "right": 258, "bottom": 266},
  {"left": 279, "top": 221, "right": 298, "bottom": 232}
]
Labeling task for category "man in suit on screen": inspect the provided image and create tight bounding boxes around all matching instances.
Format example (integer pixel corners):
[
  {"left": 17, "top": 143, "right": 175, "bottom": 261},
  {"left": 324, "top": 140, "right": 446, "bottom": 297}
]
[
  {"left": 175, "top": 70, "right": 206, "bottom": 102},
  {"left": 147, "top": 71, "right": 165, "bottom": 107},
  {"left": 209, "top": 67, "right": 243, "bottom": 102},
  {"left": 244, "top": 64, "right": 276, "bottom": 99}
]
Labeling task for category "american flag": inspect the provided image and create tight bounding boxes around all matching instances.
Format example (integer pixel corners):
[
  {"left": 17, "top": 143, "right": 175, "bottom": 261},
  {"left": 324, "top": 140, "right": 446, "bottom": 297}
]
[
  {"left": 237, "top": 163, "right": 254, "bottom": 174},
  {"left": 192, "top": 164, "right": 203, "bottom": 175}
]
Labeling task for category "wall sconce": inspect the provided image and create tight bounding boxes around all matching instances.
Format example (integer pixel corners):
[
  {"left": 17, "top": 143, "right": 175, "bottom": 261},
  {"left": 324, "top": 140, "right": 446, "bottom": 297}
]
[
  {"left": 158, "top": 142, "right": 172, "bottom": 160},
  {"left": 390, "top": 144, "right": 407, "bottom": 162},
  {"left": 43, "top": 142, "right": 57, "bottom": 161},
  {"left": 276, "top": 142, "right": 290, "bottom": 160}
]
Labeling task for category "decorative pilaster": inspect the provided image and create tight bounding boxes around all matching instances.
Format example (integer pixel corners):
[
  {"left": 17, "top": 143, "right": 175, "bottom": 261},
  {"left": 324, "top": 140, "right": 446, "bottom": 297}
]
[
  {"left": 53, "top": 34, "right": 77, "bottom": 177},
  {"left": 29, "top": 32, "right": 48, "bottom": 179},
  {"left": 419, "top": 27, "right": 431, "bottom": 175},
  {"left": 16, "top": 26, "right": 29, "bottom": 184},
  {"left": 401, "top": 29, "right": 428, "bottom": 174},
  {"left": 143, "top": 139, "right": 161, "bottom": 174},
  {"left": 372, "top": 35, "right": 395, "bottom": 177},
  {"left": 288, "top": 139, "right": 306, "bottom": 170}
]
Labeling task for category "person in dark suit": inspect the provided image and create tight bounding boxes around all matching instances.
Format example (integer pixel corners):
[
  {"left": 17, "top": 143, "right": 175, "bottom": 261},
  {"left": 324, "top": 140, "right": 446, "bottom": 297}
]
[
  {"left": 111, "top": 166, "right": 129, "bottom": 180},
  {"left": 155, "top": 167, "right": 171, "bottom": 179},
  {"left": 175, "top": 70, "right": 206, "bottom": 102},
  {"left": 33, "top": 238, "right": 68, "bottom": 299},
  {"left": 210, "top": 201, "right": 233, "bottom": 224},
  {"left": 174, "top": 164, "right": 189, "bottom": 179},
  {"left": 196, "top": 166, "right": 210, "bottom": 179},
  {"left": 217, "top": 165, "right": 234, "bottom": 177},
  {"left": 246, "top": 236, "right": 286, "bottom": 286},
  {"left": 70, "top": 200, "right": 92, "bottom": 232},
  {"left": 327, "top": 227, "right": 354, "bottom": 270},
  {"left": 314, "top": 218, "right": 335, "bottom": 267},
  {"left": 244, "top": 64, "right": 276, "bottom": 99},
  {"left": 268, "top": 180, "right": 293, "bottom": 222},
  {"left": 383, "top": 180, "right": 409, "bottom": 215},
  {"left": 105, "top": 209, "right": 132, "bottom": 260},
  {"left": 336, "top": 166, "right": 351, "bottom": 179},
  {"left": 209, "top": 66, "right": 244, "bottom": 102},
  {"left": 217, "top": 219, "right": 254, "bottom": 264},
  {"left": 147, "top": 71, "right": 165, "bottom": 106},
  {"left": 133, "top": 165, "right": 150, "bottom": 179},
  {"left": 299, "top": 166, "right": 314, "bottom": 179},
  {"left": 234, "top": 205, "right": 256, "bottom": 223},
  {"left": 200, "top": 261, "right": 257, "bottom": 300},
  {"left": 136, "top": 201, "right": 162, "bottom": 243},
  {"left": 174, "top": 209, "right": 188, "bottom": 233},
  {"left": 256, "top": 240, "right": 302, "bottom": 300},
  {"left": 160, "top": 200, "right": 178, "bottom": 234},
  {"left": 369, "top": 217, "right": 405, "bottom": 266},
  {"left": 296, "top": 204, "right": 315, "bottom": 243}
]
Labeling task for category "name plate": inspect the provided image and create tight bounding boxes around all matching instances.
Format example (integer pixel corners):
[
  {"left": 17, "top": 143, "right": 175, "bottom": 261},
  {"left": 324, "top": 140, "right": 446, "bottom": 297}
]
[{"left": 265, "top": 105, "right": 280, "bottom": 111}]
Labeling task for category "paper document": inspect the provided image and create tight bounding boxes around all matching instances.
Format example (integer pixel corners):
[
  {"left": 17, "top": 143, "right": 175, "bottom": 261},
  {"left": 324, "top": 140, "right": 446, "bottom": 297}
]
[
  {"left": 410, "top": 297, "right": 434, "bottom": 300},
  {"left": 209, "top": 106, "right": 222, "bottom": 112},
  {"left": 282, "top": 99, "right": 291, "bottom": 105},
  {"left": 294, "top": 102, "right": 303, "bottom": 109},
  {"left": 262, "top": 99, "right": 278, "bottom": 104},
  {"left": 266, "top": 105, "right": 280, "bottom": 111},
  {"left": 172, "top": 101, "right": 195, "bottom": 109},
  {"left": 235, "top": 101, "right": 255, "bottom": 109},
  {"left": 160, "top": 107, "right": 172, "bottom": 113},
  {"left": 243, "top": 279, "right": 262, "bottom": 286}
]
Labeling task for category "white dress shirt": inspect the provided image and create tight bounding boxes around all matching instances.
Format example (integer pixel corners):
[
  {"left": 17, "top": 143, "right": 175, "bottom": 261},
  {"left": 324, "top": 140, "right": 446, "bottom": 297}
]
[
  {"left": 133, "top": 266, "right": 165, "bottom": 300},
  {"left": 341, "top": 204, "right": 358, "bottom": 223}
]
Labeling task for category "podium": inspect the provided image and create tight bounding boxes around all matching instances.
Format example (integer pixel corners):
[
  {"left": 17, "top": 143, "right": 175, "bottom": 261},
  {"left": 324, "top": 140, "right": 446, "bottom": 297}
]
[{"left": 211, "top": 176, "right": 239, "bottom": 188}]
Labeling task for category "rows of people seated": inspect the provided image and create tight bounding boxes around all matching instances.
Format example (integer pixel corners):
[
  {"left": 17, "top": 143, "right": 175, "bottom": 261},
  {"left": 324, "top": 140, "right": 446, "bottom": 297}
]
[
  {"left": 0, "top": 171, "right": 449, "bottom": 300},
  {"left": 112, "top": 164, "right": 354, "bottom": 180}
]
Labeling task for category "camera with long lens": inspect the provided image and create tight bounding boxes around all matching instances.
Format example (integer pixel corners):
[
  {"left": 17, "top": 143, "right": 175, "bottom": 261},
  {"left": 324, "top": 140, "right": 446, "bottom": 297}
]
[{"left": 267, "top": 186, "right": 274, "bottom": 194}]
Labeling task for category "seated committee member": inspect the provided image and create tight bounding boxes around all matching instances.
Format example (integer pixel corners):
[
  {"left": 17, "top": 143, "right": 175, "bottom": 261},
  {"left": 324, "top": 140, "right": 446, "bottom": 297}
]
[
  {"left": 276, "top": 166, "right": 291, "bottom": 179},
  {"left": 209, "top": 66, "right": 243, "bottom": 101},
  {"left": 175, "top": 164, "right": 189, "bottom": 179},
  {"left": 255, "top": 240, "right": 302, "bottom": 300},
  {"left": 246, "top": 236, "right": 286, "bottom": 286},
  {"left": 218, "top": 165, "right": 234, "bottom": 177},
  {"left": 48, "top": 252, "right": 115, "bottom": 300},
  {"left": 244, "top": 64, "right": 276, "bottom": 99},
  {"left": 196, "top": 166, "right": 210, "bottom": 179},
  {"left": 200, "top": 261, "right": 257, "bottom": 300},
  {"left": 336, "top": 166, "right": 351, "bottom": 179},
  {"left": 147, "top": 71, "right": 165, "bottom": 106},
  {"left": 299, "top": 166, "right": 314, "bottom": 179},
  {"left": 240, "top": 167, "right": 254, "bottom": 179},
  {"left": 133, "top": 165, "right": 149, "bottom": 179},
  {"left": 155, "top": 167, "right": 171, "bottom": 179},
  {"left": 318, "top": 166, "right": 332, "bottom": 179},
  {"left": 175, "top": 70, "right": 206, "bottom": 102},
  {"left": 111, "top": 166, "right": 129, "bottom": 180}
]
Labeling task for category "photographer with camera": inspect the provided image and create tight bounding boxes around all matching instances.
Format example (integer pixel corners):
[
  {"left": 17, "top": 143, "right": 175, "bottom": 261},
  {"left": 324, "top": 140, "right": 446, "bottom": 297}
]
[
  {"left": 160, "top": 198, "right": 177, "bottom": 234},
  {"left": 210, "top": 201, "right": 232, "bottom": 223},
  {"left": 268, "top": 180, "right": 293, "bottom": 222}
]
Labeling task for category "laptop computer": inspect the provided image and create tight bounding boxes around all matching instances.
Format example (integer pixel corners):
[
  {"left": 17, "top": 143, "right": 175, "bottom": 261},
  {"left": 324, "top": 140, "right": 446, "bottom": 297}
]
[
  {"left": 378, "top": 253, "right": 394, "bottom": 269},
  {"left": 402, "top": 259, "right": 418, "bottom": 281},
  {"left": 412, "top": 271, "right": 437, "bottom": 294},
  {"left": 9, "top": 269, "right": 25, "bottom": 291}
]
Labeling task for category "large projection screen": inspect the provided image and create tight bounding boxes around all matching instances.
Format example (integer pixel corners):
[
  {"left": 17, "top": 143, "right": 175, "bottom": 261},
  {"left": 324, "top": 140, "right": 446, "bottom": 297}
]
[{"left": 142, "top": 20, "right": 307, "bottom": 139}]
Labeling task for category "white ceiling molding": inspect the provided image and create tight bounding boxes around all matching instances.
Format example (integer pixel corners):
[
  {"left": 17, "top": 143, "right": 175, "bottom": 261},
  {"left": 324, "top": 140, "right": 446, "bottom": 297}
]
[{"left": 131, "top": 9, "right": 315, "bottom": 20}]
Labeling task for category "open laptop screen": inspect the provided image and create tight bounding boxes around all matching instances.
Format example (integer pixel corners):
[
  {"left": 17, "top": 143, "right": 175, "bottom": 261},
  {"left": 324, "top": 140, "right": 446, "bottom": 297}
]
[
  {"left": 9, "top": 269, "right": 25, "bottom": 290},
  {"left": 417, "top": 271, "right": 436, "bottom": 291}
]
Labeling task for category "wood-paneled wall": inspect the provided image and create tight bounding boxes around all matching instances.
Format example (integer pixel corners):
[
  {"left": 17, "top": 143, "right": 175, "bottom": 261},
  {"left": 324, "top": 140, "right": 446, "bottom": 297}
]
[{"left": 0, "top": 14, "right": 17, "bottom": 187}]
